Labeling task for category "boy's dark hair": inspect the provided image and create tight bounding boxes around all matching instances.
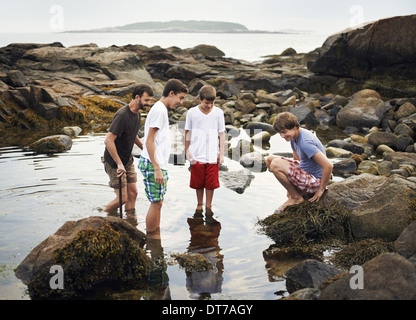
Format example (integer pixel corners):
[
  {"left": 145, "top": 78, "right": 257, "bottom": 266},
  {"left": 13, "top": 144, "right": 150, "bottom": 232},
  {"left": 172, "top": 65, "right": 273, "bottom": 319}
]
[
  {"left": 199, "top": 85, "right": 216, "bottom": 102},
  {"left": 273, "top": 112, "right": 300, "bottom": 132},
  {"left": 162, "top": 79, "right": 188, "bottom": 97},
  {"left": 132, "top": 84, "right": 154, "bottom": 99}
]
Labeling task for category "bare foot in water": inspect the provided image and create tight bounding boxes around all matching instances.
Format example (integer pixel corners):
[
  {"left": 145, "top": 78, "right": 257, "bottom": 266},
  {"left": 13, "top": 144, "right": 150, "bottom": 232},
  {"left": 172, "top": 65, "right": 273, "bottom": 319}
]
[{"left": 279, "top": 197, "right": 304, "bottom": 212}]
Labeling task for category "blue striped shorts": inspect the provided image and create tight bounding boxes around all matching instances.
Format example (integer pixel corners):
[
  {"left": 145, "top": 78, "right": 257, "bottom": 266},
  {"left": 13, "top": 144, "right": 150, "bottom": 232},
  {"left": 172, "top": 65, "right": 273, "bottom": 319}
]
[{"left": 138, "top": 157, "right": 169, "bottom": 203}]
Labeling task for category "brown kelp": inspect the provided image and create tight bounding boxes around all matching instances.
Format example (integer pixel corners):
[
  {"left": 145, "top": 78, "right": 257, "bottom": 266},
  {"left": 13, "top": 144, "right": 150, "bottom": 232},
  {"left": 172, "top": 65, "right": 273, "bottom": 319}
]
[{"left": 258, "top": 201, "right": 352, "bottom": 246}]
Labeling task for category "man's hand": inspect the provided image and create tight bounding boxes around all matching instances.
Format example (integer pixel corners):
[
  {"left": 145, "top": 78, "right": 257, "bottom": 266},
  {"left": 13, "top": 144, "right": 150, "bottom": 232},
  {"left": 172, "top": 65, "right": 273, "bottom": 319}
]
[{"left": 117, "top": 163, "right": 126, "bottom": 178}]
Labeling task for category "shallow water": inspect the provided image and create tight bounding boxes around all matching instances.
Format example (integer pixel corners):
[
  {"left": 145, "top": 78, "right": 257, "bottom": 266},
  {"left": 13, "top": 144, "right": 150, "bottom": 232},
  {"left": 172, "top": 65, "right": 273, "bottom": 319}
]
[{"left": 0, "top": 130, "right": 304, "bottom": 300}]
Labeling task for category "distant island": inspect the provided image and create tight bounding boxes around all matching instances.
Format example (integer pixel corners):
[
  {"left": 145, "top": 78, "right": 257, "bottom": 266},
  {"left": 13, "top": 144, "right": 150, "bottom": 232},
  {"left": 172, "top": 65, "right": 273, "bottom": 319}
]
[{"left": 65, "top": 20, "right": 310, "bottom": 34}]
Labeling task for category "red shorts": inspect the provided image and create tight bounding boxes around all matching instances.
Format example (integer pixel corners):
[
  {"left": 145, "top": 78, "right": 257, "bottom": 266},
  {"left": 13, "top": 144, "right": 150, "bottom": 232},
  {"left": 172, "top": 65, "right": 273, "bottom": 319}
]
[
  {"left": 190, "top": 162, "right": 220, "bottom": 190},
  {"left": 283, "top": 157, "right": 321, "bottom": 195}
]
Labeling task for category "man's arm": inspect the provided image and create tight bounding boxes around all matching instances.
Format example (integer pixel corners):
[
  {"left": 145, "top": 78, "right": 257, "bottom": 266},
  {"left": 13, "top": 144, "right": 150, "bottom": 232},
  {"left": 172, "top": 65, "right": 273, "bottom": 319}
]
[
  {"left": 104, "top": 132, "right": 125, "bottom": 177},
  {"left": 146, "top": 127, "right": 164, "bottom": 185},
  {"left": 309, "top": 151, "right": 333, "bottom": 202}
]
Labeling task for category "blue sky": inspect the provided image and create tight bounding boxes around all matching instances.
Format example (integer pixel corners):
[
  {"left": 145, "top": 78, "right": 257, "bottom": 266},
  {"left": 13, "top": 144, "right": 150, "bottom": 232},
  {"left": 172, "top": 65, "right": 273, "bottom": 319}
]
[{"left": 1, "top": 0, "right": 415, "bottom": 34}]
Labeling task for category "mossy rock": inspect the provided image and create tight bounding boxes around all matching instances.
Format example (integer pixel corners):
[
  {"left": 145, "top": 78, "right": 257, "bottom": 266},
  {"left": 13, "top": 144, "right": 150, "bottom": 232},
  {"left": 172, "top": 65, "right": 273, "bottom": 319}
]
[
  {"left": 331, "top": 239, "right": 395, "bottom": 270},
  {"left": 173, "top": 253, "right": 212, "bottom": 272},
  {"left": 15, "top": 217, "right": 153, "bottom": 299},
  {"left": 29, "top": 134, "right": 73, "bottom": 154}
]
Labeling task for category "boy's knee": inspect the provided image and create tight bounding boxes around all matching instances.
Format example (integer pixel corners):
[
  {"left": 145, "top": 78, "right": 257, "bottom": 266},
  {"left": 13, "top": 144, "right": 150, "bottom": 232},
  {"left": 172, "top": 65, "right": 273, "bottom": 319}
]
[
  {"left": 266, "top": 155, "right": 275, "bottom": 168},
  {"left": 267, "top": 156, "right": 282, "bottom": 171},
  {"left": 151, "top": 200, "right": 163, "bottom": 208}
]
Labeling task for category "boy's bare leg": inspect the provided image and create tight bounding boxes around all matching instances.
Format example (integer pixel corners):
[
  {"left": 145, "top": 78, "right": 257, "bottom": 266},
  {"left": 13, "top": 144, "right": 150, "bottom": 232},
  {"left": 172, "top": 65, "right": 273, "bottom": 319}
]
[
  {"left": 146, "top": 200, "right": 163, "bottom": 232},
  {"left": 147, "top": 228, "right": 161, "bottom": 240},
  {"left": 267, "top": 156, "right": 304, "bottom": 210},
  {"left": 196, "top": 189, "right": 204, "bottom": 210},
  {"left": 205, "top": 189, "right": 214, "bottom": 210}
]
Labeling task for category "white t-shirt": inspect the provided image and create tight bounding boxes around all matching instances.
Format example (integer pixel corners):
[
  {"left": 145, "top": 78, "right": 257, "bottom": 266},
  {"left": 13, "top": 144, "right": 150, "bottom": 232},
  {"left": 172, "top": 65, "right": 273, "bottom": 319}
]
[
  {"left": 141, "top": 101, "right": 171, "bottom": 170},
  {"left": 185, "top": 105, "right": 226, "bottom": 164}
]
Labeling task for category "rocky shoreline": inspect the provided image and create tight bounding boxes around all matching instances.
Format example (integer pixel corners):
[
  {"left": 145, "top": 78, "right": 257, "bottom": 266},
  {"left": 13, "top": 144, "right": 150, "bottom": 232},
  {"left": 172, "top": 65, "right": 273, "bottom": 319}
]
[{"left": 4, "top": 15, "right": 416, "bottom": 300}]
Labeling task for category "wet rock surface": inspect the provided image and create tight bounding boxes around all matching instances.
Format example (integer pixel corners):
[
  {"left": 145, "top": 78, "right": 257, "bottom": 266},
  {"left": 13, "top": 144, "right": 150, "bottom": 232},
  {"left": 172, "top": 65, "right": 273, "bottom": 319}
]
[{"left": 15, "top": 216, "right": 151, "bottom": 299}]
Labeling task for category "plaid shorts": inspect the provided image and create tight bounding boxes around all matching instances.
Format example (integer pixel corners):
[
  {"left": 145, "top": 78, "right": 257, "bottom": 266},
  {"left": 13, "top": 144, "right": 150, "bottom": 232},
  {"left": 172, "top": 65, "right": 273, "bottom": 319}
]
[
  {"left": 138, "top": 157, "right": 169, "bottom": 203},
  {"left": 283, "top": 157, "right": 321, "bottom": 195}
]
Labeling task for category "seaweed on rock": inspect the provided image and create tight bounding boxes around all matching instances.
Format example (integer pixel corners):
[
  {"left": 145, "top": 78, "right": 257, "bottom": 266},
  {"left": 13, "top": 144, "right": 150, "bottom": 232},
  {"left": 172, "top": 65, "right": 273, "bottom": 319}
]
[
  {"left": 330, "top": 239, "right": 395, "bottom": 270},
  {"left": 258, "top": 201, "right": 352, "bottom": 246},
  {"left": 27, "top": 223, "right": 154, "bottom": 299}
]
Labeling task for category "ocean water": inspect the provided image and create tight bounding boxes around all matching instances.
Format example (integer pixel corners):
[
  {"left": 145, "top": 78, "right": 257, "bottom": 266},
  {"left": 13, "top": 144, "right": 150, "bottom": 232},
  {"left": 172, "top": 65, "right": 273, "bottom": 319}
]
[
  {"left": 0, "top": 32, "right": 328, "bottom": 62},
  {"left": 0, "top": 130, "right": 296, "bottom": 300}
]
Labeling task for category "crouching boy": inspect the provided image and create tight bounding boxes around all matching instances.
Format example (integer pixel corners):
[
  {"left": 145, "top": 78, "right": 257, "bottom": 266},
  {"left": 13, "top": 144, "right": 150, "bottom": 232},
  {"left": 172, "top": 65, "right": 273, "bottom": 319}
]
[{"left": 266, "top": 112, "right": 333, "bottom": 211}]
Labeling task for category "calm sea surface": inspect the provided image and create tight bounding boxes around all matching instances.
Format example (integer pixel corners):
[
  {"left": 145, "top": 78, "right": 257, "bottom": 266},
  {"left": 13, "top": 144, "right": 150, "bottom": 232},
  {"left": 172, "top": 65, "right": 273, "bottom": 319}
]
[
  {"left": 0, "top": 129, "right": 299, "bottom": 300},
  {"left": 0, "top": 32, "right": 328, "bottom": 62}
]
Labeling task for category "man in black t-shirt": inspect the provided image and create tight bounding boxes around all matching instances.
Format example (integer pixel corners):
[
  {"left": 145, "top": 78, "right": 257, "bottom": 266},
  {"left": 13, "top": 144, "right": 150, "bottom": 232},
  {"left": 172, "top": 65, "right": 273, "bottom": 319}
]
[{"left": 103, "top": 84, "right": 154, "bottom": 216}]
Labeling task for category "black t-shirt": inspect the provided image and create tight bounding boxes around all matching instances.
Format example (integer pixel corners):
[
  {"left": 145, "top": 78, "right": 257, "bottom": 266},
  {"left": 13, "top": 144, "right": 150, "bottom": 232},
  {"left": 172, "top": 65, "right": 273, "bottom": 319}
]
[{"left": 104, "top": 105, "right": 141, "bottom": 168}]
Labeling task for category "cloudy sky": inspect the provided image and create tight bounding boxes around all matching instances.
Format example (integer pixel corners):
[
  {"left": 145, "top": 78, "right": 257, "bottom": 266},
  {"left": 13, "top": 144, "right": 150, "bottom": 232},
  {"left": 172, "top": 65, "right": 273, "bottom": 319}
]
[{"left": 1, "top": 0, "right": 415, "bottom": 35}]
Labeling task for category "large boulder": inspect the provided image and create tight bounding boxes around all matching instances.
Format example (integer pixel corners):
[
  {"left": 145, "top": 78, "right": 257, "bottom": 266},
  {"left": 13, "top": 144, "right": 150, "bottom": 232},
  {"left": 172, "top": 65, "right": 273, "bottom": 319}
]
[
  {"left": 336, "top": 91, "right": 390, "bottom": 130},
  {"left": 322, "top": 174, "right": 416, "bottom": 241},
  {"left": 15, "top": 216, "right": 151, "bottom": 299},
  {"left": 319, "top": 253, "right": 416, "bottom": 300},
  {"left": 308, "top": 15, "right": 416, "bottom": 80},
  {"left": 16, "top": 45, "right": 154, "bottom": 84}
]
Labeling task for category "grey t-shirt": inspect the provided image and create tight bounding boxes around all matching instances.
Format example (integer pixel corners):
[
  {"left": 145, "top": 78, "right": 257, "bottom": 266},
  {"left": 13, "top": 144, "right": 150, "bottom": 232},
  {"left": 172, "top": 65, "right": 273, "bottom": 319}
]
[
  {"left": 104, "top": 106, "right": 140, "bottom": 168},
  {"left": 290, "top": 129, "right": 326, "bottom": 179}
]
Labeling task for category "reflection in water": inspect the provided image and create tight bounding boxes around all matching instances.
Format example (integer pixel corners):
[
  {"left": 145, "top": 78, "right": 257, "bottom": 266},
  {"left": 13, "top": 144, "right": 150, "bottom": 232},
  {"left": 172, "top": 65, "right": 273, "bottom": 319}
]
[
  {"left": 185, "top": 212, "right": 224, "bottom": 300},
  {"left": 0, "top": 134, "right": 298, "bottom": 299},
  {"left": 107, "top": 208, "right": 171, "bottom": 300},
  {"left": 145, "top": 230, "right": 171, "bottom": 300}
]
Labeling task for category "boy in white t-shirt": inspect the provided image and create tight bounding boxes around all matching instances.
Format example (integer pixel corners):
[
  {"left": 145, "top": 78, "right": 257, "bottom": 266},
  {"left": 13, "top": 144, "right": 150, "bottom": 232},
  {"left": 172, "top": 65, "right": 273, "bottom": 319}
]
[
  {"left": 139, "top": 79, "right": 188, "bottom": 234},
  {"left": 185, "top": 85, "right": 226, "bottom": 216}
]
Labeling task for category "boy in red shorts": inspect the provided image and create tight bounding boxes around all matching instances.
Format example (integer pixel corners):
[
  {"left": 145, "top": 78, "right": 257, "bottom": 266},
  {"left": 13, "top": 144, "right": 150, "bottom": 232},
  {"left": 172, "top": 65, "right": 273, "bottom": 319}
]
[
  {"left": 185, "top": 85, "right": 226, "bottom": 216},
  {"left": 266, "top": 112, "right": 333, "bottom": 212}
]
